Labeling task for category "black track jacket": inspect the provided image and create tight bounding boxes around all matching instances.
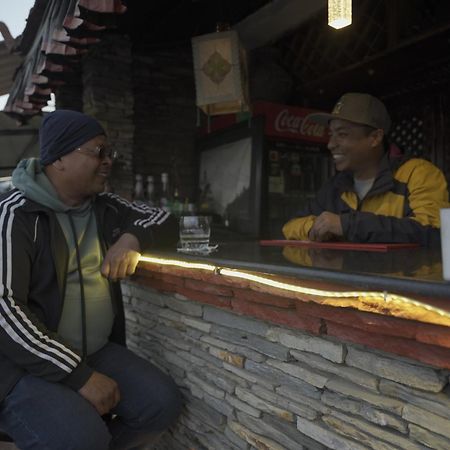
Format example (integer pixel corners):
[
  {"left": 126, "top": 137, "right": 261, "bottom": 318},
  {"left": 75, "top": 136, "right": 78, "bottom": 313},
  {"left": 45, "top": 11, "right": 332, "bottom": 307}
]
[{"left": 0, "top": 190, "right": 177, "bottom": 402}]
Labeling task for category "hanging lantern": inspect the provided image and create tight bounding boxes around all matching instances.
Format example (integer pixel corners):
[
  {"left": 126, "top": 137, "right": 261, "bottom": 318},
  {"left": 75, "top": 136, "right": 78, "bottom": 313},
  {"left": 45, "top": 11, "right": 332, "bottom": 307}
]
[
  {"left": 328, "top": 0, "right": 352, "bottom": 29},
  {"left": 192, "top": 29, "right": 249, "bottom": 116}
]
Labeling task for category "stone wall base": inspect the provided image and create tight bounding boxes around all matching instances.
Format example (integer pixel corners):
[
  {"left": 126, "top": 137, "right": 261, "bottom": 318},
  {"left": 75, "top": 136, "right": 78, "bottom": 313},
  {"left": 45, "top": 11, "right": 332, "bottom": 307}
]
[{"left": 123, "top": 281, "right": 450, "bottom": 450}]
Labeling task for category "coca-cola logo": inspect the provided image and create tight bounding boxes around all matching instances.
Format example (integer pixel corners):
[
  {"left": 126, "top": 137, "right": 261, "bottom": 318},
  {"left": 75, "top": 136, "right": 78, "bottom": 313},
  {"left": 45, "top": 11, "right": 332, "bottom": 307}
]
[{"left": 274, "top": 109, "right": 326, "bottom": 138}]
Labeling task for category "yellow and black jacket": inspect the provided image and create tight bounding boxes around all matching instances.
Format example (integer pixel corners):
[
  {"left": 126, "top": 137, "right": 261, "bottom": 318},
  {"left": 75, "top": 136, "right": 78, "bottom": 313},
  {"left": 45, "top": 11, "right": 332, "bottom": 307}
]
[{"left": 283, "top": 155, "right": 449, "bottom": 245}]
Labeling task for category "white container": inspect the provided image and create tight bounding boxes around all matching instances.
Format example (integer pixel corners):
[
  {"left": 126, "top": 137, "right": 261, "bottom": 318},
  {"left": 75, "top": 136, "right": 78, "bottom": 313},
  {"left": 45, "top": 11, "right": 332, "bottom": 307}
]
[{"left": 440, "top": 208, "right": 450, "bottom": 281}]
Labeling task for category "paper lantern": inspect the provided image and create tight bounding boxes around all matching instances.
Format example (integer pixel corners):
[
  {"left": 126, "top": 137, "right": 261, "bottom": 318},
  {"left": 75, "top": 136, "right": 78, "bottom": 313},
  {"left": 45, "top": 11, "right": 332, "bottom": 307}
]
[{"left": 192, "top": 30, "right": 249, "bottom": 116}]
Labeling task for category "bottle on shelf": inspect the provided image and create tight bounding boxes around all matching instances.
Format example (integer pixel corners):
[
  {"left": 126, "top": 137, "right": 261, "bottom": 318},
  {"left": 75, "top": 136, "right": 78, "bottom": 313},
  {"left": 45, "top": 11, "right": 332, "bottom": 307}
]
[
  {"left": 133, "top": 174, "right": 145, "bottom": 202},
  {"left": 160, "top": 172, "right": 171, "bottom": 212},
  {"left": 146, "top": 175, "right": 155, "bottom": 206},
  {"left": 171, "top": 186, "right": 183, "bottom": 217},
  {"left": 169, "top": 159, "right": 183, "bottom": 217},
  {"left": 183, "top": 198, "right": 196, "bottom": 216},
  {"left": 268, "top": 151, "right": 285, "bottom": 194},
  {"left": 289, "top": 152, "right": 302, "bottom": 193},
  {"left": 198, "top": 170, "right": 215, "bottom": 214},
  {"left": 223, "top": 211, "right": 230, "bottom": 228}
]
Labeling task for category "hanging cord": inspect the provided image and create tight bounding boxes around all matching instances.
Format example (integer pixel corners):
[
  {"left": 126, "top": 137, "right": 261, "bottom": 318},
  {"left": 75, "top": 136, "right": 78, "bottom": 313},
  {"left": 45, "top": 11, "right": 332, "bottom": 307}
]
[{"left": 68, "top": 212, "right": 88, "bottom": 360}]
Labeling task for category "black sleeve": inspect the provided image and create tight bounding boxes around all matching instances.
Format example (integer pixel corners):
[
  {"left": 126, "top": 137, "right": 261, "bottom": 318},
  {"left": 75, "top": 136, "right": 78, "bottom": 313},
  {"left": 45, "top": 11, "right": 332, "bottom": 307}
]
[
  {"left": 341, "top": 211, "right": 440, "bottom": 245},
  {"left": 101, "top": 193, "right": 179, "bottom": 250}
]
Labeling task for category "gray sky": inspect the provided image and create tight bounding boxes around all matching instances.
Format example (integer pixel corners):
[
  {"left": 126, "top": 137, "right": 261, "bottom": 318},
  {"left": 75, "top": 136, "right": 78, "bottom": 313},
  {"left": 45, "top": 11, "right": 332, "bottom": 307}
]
[
  {"left": 0, "top": 0, "right": 35, "bottom": 109},
  {"left": 1, "top": 0, "right": 35, "bottom": 38}
]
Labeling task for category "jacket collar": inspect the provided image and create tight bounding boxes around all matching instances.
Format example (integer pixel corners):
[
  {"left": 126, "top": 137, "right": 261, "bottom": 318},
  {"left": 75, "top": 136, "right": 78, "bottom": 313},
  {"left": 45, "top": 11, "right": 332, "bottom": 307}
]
[{"left": 334, "top": 153, "right": 402, "bottom": 196}]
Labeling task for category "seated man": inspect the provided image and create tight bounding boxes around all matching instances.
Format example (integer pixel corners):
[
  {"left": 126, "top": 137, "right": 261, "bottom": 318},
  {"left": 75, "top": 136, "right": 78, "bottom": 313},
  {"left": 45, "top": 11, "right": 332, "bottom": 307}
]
[
  {"left": 283, "top": 93, "right": 449, "bottom": 245},
  {"left": 0, "top": 110, "right": 181, "bottom": 450}
]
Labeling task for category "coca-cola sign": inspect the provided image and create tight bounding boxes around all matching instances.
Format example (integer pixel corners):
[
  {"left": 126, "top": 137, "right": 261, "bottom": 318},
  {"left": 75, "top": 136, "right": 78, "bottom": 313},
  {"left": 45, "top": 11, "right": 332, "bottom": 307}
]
[
  {"left": 275, "top": 109, "right": 325, "bottom": 137},
  {"left": 253, "top": 101, "right": 329, "bottom": 144}
]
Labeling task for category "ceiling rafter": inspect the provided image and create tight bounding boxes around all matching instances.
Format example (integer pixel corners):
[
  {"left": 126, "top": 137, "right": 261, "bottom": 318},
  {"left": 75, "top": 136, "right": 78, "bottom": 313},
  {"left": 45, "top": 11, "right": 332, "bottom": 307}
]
[{"left": 277, "top": 0, "right": 450, "bottom": 105}]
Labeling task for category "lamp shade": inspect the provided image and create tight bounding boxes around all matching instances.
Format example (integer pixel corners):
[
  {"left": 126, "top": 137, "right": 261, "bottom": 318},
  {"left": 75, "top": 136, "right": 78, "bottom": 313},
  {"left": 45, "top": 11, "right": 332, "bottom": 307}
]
[
  {"left": 328, "top": 0, "right": 352, "bottom": 29},
  {"left": 192, "top": 30, "right": 249, "bottom": 116}
]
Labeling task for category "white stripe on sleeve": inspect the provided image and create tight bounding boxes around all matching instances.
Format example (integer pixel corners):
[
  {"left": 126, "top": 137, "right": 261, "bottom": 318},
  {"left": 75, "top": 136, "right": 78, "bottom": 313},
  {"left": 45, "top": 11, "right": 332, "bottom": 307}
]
[{"left": 0, "top": 192, "right": 81, "bottom": 372}]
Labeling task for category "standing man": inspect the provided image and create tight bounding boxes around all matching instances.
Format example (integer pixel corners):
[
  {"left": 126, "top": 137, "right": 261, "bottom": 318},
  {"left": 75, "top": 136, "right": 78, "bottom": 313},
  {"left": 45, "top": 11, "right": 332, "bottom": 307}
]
[
  {"left": 283, "top": 93, "right": 449, "bottom": 245},
  {"left": 0, "top": 110, "right": 181, "bottom": 449}
]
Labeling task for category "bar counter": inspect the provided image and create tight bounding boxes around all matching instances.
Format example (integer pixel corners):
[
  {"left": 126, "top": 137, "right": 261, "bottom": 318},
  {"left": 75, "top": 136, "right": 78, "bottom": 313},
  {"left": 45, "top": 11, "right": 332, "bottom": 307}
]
[
  {"left": 124, "top": 242, "right": 450, "bottom": 450},
  {"left": 143, "top": 241, "right": 449, "bottom": 298}
]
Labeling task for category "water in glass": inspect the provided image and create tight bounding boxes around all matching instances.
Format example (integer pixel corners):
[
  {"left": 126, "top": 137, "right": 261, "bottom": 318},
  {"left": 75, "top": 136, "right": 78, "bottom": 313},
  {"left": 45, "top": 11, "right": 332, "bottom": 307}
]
[{"left": 179, "top": 216, "right": 210, "bottom": 251}]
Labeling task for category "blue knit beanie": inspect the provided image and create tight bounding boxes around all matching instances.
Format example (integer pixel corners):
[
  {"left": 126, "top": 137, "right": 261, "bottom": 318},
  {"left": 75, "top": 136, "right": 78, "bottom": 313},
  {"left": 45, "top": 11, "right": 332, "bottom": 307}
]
[{"left": 39, "top": 109, "right": 105, "bottom": 166}]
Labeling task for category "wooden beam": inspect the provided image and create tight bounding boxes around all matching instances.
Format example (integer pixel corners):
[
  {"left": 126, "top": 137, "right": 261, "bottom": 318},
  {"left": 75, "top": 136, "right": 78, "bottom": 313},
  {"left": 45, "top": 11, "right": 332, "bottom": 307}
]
[
  {"left": 386, "top": 0, "right": 400, "bottom": 49},
  {"left": 301, "top": 21, "right": 450, "bottom": 94}
]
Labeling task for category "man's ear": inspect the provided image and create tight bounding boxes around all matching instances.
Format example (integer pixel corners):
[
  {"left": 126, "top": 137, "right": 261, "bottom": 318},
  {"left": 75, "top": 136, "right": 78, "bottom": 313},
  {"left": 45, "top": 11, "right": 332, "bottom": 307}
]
[
  {"left": 369, "top": 129, "right": 384, "bottom": 148},
  {"left": 51, "top": 158, "right": 65, "bottom": 171}
]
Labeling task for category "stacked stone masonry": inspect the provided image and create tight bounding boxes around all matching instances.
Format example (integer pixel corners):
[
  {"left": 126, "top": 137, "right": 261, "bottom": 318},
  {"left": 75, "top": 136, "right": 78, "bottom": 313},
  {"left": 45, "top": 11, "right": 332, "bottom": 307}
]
[
  {"left": 132, "top": 45, "right": 198, "bottom": 201},
  {"left": 82, "top": 33, "right": 135, "bottom": 198},
  {"left": 122, "top": 265, "right": 450, "bottom": 450}
]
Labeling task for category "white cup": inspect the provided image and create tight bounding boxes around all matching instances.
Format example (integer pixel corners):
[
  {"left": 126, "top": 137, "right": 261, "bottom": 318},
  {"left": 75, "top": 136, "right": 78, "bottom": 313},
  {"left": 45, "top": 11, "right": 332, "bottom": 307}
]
[
  {"left": 179, "top": 216, "right": 210, "bottom": 251},
  {"left": 440, "top": 208, "right": 450, "bottom": 281}
]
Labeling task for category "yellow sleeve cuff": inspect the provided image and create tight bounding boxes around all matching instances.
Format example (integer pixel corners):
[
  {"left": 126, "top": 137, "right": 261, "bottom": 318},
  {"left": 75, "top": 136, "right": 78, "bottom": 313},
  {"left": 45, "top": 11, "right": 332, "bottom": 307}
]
[{"left": 282, "top": 215, "right": 316, "bottom": 240}]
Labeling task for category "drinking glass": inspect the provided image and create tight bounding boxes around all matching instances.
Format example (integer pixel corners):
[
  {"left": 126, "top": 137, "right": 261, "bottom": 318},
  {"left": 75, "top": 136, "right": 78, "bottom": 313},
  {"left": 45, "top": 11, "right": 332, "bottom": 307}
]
[
  {"left": 179, "top": 216, "right": 210, "bottom": 251},
  {"left": 440, "top": 208, "right": 450, "bottom": 280}
]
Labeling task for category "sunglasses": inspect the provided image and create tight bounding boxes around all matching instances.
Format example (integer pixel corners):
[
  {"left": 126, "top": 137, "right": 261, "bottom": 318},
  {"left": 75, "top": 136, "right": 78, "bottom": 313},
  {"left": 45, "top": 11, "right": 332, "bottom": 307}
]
[{"left": 76, "top": 145, "right": 119, "bottom": 161}]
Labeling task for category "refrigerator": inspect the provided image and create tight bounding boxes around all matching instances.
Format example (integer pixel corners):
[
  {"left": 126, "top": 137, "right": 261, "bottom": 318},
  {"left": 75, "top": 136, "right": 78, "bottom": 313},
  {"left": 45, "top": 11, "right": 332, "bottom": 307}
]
[{"left": 196, "top": 101, "right": 331, "bottom": 239}]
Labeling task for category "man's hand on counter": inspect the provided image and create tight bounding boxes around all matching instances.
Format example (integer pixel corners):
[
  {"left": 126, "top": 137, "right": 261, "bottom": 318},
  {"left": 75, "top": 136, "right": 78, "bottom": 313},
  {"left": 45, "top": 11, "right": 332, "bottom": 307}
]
[
  {"left": 309, "top": 212, "right": 343, "bottom": 242},
  {"left": 101, "top": 233, "right": 141, "bottom": 280}
]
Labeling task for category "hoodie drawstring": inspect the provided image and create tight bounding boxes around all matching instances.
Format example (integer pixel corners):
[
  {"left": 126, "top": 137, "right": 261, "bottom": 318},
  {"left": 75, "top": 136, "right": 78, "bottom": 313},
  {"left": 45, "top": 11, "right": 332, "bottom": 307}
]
[{"left": 68, "top": 212, "right": 88, "bottom": 360}]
